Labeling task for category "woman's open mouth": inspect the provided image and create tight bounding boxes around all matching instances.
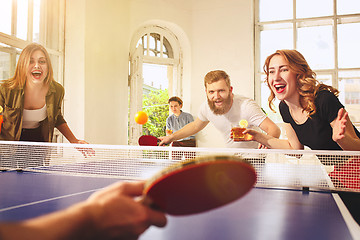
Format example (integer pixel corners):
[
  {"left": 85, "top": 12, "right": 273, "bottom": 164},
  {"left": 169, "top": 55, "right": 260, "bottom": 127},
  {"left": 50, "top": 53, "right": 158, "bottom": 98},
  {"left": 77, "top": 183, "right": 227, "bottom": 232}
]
[
  {"left": 31, "top": 70, "right": 42, "bottom": 79},
  {"left": 274, "top": 84, "right": 286, "bottom": 94}
]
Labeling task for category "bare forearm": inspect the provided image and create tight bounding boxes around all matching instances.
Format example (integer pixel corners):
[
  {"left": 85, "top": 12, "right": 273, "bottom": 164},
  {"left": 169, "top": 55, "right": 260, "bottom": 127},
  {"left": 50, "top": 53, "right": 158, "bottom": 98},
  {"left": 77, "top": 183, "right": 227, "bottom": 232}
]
[
  {"left": 336, "top": 136, "right": 360, "bottom": 151},
  {"left": 0, "top": 203, "right": 92, "bottom": 240},
  {"left": 56, "top": 123, "right": 78, "bottom": 143},
  {"left": 252, "top": 131, "right": 293, "bottom": 149},
  {"left": 169, "top": 121, "right": 203, "bottom": 142},
  {"left": 266, "top": 127, "right": 281, "bottom": 139},
  {"left": 169, "top": 126, "right": 194, "bottom": 141},
  {"left": 259, "top": 118, "right": 281, "bottom": 138}
]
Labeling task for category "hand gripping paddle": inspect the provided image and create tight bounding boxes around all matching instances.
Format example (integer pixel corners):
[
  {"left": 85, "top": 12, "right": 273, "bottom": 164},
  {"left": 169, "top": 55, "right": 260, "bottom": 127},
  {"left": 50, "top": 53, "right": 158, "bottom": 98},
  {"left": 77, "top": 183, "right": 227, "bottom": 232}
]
[{"left": 142, "top": 155, "right": 257, "bottom": 215}]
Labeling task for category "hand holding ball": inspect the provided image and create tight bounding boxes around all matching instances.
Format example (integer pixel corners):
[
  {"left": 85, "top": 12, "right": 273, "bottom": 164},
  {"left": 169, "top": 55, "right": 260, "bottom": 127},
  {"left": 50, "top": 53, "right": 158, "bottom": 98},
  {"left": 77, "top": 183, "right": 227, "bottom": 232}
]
[{"left": 134, "top": 111, "right": 148, "bottom": 125}]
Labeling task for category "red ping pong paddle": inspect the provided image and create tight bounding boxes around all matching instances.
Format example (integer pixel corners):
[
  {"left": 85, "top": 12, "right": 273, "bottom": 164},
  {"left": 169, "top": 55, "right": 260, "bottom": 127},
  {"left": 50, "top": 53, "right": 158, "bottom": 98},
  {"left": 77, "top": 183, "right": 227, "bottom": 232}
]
[
  {"left": 139, "top": 135, "right": 159, "bottom": 146},
  {"left": 142, "top": 155, "right": 257, "bottom": 215}
]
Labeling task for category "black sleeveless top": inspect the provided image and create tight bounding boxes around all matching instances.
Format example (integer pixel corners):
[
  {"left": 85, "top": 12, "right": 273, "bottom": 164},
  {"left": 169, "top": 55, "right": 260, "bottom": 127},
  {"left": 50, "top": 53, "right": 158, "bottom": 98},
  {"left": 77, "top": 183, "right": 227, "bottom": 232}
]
[{"left": 279, "top": 90, "right": 360, "bottom": 150}]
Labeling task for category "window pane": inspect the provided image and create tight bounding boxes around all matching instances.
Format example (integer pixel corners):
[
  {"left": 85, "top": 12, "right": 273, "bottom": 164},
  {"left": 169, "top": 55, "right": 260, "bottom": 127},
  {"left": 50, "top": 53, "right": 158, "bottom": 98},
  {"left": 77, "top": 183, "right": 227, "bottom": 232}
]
[
  {"left": 338, "top": 71, "right": 360, "bottom": 123},
  {"left": 33, "top": 0, "right": 41, "bottom": 42},
  {"left": 297, "top": 25, "right": 334, "bottom": 69},
  {"left": 0, "top": 52, "right": 11, "bottom": 80},
  {"left": 316, "top": 74, "right": 332, "bottom": 86},
  {"left": 259, "top": 0, "right": 292, "bottom": 22},
  {"left": 157, "top": 40, "right": 161, "bottom": 54},
  {"left": 338, "top": 22, "right": 360, "bottom": 69},
  {"left": 17, "top": 0, "right": 29, "bottom": 40},
  {"left": 338, "top": 0, "right": 360, "bottom": 15},
  {"left": 297, "top": 0, "right": 333, "bottom": 18},
  {"left": 149, "top": 50, "right": 156, "bottom": 57},
  {"left": 163, "top": 36, "right": 173, "bottom": 58},
  {"left": 260, "top": 28, "right": 293, "bottom": 67},
  {"left": 0, "top": 0, "right": 12, "bottom": 35},
  {"left": 143, "top": 35, "right": 148, "bottom": 49},
  {"left": 143, "top": 63, "right": 168, "bottom": 90},
  {"left": 149, "top": 35, "right": 156, "bottom": 50}
]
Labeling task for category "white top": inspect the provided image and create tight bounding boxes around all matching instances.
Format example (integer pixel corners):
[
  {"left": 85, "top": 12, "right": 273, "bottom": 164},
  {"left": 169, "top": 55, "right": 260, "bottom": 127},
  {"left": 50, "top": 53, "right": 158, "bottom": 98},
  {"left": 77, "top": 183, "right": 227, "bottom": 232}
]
[
  {"left": 22, "top": 104, "right": 47, "bottom": 129},
  {"left": 197, "top": 95, "right": 267, "bottom": 148}
]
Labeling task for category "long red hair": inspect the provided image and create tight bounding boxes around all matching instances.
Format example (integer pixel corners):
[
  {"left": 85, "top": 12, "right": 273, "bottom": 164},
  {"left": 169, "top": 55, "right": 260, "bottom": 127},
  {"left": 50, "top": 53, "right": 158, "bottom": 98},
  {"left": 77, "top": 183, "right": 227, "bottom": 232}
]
[{"left": 263, "top": 49, "right": 339, "bottom": 116}]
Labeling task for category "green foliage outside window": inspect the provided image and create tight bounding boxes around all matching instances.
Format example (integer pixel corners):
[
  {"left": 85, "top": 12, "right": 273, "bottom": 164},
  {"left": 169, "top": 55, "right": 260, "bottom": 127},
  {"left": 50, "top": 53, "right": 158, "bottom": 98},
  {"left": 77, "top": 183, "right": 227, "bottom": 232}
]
[{"left": 142, "top": 89, "right": 169, "bottom": 137}]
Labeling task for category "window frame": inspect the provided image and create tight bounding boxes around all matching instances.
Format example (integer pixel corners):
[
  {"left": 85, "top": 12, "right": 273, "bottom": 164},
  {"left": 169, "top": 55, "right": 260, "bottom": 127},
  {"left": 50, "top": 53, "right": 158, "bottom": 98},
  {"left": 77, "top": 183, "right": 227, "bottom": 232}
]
[
  {"left": 0, "top": 0, "right": 65, "bottom": 84},
  {"left": 128, "top": 25, "right": 183, "bottom": 145}
]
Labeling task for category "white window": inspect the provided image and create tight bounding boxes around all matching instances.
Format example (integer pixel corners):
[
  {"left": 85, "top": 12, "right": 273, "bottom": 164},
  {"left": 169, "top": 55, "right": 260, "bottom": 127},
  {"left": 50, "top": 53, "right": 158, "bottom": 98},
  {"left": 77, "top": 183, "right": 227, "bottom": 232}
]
[
  {"left": 255, "top": 0, "right": 360, "bottom": 128},
  {"left": 129, "top": 25, "right": 182, "bottom": 145},
  {"left": 0, "top": 0, "right": 65, "bottom": 85}
]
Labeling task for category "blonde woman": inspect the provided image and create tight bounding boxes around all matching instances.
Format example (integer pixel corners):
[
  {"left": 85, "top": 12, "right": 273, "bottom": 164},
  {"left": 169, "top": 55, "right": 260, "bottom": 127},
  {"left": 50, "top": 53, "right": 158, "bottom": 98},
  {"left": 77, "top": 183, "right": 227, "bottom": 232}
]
[{"left": 0, "top": 43, "right": 88, "bottom": 145}]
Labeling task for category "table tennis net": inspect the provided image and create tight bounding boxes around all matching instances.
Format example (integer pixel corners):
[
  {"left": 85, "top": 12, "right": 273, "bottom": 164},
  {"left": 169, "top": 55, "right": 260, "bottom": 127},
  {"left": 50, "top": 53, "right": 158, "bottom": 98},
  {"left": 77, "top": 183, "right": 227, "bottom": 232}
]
[{"left": 0, "top": 141, "right": 359, "bottom": 193}]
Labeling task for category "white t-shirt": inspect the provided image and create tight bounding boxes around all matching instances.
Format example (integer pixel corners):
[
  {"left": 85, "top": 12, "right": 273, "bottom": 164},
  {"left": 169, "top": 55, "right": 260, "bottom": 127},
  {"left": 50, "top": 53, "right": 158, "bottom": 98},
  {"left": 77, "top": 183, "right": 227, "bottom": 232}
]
[{"left": 197, "top": 95, "right": 267, "bottom": 148}]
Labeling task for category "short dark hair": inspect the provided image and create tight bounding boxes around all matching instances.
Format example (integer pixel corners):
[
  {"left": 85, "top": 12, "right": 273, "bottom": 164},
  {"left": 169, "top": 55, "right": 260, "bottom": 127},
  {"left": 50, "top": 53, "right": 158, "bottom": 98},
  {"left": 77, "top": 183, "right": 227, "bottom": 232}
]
[{"left": 168, "top": 96, "right": 183, "bottom": 106}]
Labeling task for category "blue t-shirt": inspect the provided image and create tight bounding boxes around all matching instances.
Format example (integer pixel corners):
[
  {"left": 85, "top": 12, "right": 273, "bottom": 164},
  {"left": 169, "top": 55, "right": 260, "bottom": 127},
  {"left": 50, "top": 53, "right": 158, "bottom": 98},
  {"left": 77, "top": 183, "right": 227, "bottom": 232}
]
[{"left": 166, "top": 111, "right": 195, "bottom": 140}]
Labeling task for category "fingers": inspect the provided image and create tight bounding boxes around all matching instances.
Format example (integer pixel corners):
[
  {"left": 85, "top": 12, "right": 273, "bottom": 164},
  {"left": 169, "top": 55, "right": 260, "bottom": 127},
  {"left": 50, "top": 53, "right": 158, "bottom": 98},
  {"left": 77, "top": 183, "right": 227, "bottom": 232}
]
[
  {"left": 231, "top": 129, "right": 254, "bottom": 142},
  {"left": 84, "top": 181, "right": 167, "bottom": 239},
  {"left": 118, "top": 181, "right": 146, "bottom": 197},
  {"left": 337, "top": 108, "right": 348, "bottom": 132},
  {"left": 146, "top": 208, "right": 167, "bottom": 227},
  {"left": 258, "top": 144, "right": 267, "bottom": 149},
  {"left": 73, "top": 140, "right": 95, "bottom": 158},
  {"left": 88, "top": 181, "right": 145, "bottom": 202},
  {"left": 108, "top": 181, "right": 146, "bottom": 197},
  {"left": 337, "top": 108, "right": 348, "bottom": 121},
  {"left": 157, "top": 137, "right": 165, "bottom": 146},
  {"left": 159, "top": 139, "right": 169, "bottom": 146},
  {"left": 76, "top": 147, "right": 95, "bottom": 158}
]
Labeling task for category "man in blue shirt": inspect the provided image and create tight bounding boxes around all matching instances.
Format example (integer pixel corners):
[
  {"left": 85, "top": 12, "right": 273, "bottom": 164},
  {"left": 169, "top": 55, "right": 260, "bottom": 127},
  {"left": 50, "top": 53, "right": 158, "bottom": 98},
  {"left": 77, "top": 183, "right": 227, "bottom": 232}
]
[{"left": 166, "top": 96, "right": 196, "bottom": 147}]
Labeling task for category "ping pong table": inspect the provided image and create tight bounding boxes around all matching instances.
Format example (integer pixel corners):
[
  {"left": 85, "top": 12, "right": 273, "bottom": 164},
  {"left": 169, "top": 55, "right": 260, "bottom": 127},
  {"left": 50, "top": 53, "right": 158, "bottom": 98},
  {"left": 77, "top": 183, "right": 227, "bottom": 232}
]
[{"left": 0, "top": 142, "right": 359, "bottom": 240}]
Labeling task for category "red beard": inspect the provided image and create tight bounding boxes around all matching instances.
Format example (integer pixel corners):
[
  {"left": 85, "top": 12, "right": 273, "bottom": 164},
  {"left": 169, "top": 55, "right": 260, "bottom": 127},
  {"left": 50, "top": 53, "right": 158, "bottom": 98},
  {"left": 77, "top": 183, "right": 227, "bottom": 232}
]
[{"left": 207, "top": 93, "right": 232, "bottom": 115}]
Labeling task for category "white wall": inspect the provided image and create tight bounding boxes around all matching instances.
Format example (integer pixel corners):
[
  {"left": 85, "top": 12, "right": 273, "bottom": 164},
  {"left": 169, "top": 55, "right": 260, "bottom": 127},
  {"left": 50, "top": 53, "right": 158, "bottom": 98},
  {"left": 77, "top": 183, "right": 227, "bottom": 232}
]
[
  {"left": 64, "top": 0, "right": 86, "bottom": 140},
  {"left": 64, "top": 0, "right": 254, "bottom": 147},
  {"left": 65, "top": 0, "right": 131, "bottom": 144},
  {"left": 190, "top": 0, "right": 254, "bottom": 147}
]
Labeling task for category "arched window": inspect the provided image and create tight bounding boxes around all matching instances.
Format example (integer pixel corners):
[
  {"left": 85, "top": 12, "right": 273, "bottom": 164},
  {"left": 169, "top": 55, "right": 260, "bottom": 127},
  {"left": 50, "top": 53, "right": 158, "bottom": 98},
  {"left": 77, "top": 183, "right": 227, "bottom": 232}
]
[
  {"left": 129, "top": 25, "right": 182, "bottom": 145},
  {"left": 137, "top": 33, "right": 173, "bottom": 58}
]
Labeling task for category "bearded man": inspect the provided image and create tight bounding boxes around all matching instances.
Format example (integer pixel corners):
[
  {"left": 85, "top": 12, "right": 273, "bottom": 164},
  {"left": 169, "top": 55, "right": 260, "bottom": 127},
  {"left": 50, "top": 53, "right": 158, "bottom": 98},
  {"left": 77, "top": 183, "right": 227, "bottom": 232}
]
[{"left": 159, "top": 70, "right": 280, "bottom": 148}]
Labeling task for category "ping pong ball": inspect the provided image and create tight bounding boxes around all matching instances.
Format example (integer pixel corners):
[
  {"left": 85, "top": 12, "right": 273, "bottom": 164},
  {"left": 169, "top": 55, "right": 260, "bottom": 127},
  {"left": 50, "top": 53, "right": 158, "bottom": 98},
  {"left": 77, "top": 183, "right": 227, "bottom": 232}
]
[{"left": 135, "top": 111, "right": 148, "bottom": 125}]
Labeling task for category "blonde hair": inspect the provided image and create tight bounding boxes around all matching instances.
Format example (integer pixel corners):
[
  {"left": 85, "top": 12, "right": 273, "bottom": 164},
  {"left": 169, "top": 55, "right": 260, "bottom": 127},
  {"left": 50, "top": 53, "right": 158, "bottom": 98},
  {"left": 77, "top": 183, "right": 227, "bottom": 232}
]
[
  {"left": 204, "top": 70, "right": 231, "bottom": 89},
  {"left": 263, "top": 49, "right": 339, "bottom": 116},
  {"left": 2, "top": 43, "right": 54, "bottom": 89}
]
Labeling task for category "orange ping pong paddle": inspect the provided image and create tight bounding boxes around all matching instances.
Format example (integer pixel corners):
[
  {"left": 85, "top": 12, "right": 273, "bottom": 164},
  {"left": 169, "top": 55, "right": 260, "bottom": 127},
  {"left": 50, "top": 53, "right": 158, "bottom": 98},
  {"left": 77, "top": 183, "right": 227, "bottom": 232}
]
[{"left": 142, "top": 155, "right": 257, "bottom": 215}]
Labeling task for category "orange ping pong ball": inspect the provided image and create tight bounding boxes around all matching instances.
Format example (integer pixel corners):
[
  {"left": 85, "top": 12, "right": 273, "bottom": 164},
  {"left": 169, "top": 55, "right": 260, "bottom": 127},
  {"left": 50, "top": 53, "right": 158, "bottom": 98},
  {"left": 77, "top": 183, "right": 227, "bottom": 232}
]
[{"left": 134, "top": 111, "right": 148, "bottom": 125}]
